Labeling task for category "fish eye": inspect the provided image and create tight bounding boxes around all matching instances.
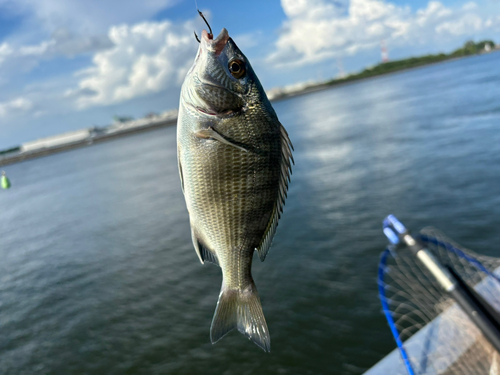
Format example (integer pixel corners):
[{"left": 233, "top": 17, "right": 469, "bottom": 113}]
[{"left": 228, "top": 59, "right": 245, "bottom": 79}]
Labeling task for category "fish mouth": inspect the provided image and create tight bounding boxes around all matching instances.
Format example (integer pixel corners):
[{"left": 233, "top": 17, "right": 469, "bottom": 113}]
[
  {"left": 184, "top": 28, "right": 242, "bottom": 117},
  {"left": 201, "top": 28, "right": 229, "bottom": 56}
]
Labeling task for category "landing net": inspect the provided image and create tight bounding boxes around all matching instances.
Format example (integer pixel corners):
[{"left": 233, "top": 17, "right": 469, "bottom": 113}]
[{"left": 378, "top": 227, "right": 500, "bottom": 375}]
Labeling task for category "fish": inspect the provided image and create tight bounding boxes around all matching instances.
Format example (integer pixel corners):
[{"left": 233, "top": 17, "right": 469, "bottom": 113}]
[{"left": 176, "top": 17, "right": 293, "bottom": 352}]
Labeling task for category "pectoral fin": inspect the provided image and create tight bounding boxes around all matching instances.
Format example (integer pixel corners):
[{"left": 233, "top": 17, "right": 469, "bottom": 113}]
[{"left": 195, "top": 127, "right": 248, "bottom": 152}]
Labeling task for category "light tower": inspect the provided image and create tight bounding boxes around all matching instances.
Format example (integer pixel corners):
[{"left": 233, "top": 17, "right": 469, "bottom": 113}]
[{"left": 381, "top": 40, "right": 389, "bottom": 63}]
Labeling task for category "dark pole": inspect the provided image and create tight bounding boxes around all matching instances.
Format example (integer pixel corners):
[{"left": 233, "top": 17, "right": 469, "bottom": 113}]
[{"left": 446, "top": 266, "right": 500, "bottom": 353}]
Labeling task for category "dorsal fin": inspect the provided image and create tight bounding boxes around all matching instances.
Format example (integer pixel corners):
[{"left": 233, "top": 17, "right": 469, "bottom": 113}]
[
  {"left": 191, "top": 228, "right": 219, "bottom": 266},
  {"left": 256, "top": 123, "right": 294, "bottom": 262}
]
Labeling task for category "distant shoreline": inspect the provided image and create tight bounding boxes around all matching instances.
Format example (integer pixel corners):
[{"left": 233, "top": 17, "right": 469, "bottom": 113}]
[
  {"left": 268, "top": 56, "right": 461, "bottom": 102},
  {"left": 270, "top": 43, "right": 499, "bottom": 102},
  {"left": 0, "top": 43, "right": 497, "bottom": 167},
  {"left": 0, "top": 118, "right": 176, "bottom": 167}
]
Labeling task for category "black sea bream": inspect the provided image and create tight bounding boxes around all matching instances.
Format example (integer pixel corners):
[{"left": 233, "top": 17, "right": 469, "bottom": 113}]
[{"left": 177, "top": 25, "right": 293, "bottom": 352}]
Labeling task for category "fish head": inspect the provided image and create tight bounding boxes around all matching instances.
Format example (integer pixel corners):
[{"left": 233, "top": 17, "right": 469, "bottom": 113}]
[{"left": 182, "top": 28, "right": 266, "bottom": 117}]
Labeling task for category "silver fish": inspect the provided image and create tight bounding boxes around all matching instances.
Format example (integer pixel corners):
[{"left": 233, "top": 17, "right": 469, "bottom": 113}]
[{"left": 177, "top": 24, "right": 293, "bottom": 352}]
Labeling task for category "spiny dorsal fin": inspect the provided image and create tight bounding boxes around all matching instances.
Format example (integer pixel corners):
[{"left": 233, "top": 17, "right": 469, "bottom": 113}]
[
  {"left": 256, "top": 123, "right": 294, "bottom": 262},
  {"left": 191, "top": 228, "right": 219, "bottom": 266}
]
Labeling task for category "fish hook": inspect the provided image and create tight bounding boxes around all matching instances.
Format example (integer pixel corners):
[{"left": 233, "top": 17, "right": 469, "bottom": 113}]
[
  {"left": 197, "top": 9, "right": 212, "bottom": 37},
  {"left": 193, "top": 0, "right": 212, "bottom": 43}
]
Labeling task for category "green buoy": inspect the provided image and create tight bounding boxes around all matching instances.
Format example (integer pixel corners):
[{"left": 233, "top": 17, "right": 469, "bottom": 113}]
[{"left": 1, "top": 171, "right": 11, "bottom": 189}]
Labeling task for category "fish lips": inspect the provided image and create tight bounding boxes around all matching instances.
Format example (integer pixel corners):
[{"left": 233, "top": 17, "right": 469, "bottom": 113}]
[{"left": 201, "top": 28, "right": 230, "bottom": 57}]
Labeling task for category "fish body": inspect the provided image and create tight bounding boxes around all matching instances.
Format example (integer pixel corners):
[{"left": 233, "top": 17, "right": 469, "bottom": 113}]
[{"left": 177, "top": 28, "right": 293, "bottom": 351}]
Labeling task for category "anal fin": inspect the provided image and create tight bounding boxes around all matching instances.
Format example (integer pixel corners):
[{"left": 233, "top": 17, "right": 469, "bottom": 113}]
[{"left": 191, "top": 228, "right": 219, "bottom": 266}]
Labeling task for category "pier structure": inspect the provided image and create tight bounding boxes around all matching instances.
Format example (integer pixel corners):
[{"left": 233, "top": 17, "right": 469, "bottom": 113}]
[{"left": 0, "top": 110, "right": 178, "bottom": 166}]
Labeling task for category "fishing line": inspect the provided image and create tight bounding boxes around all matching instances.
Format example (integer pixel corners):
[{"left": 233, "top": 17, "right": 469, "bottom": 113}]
[{"left": 193, "top": 0, "right": 212, "bottom": 43}]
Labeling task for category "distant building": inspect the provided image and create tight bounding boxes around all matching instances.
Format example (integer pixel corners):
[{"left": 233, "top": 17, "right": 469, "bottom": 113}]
[{"left": 21, "top": 129, "right": 91, "bottom": 152}]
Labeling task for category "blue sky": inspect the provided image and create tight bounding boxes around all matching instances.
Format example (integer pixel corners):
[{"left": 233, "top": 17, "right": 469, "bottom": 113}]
[{"left": 0, "top": 0, "right": 499, "bottom": 149}]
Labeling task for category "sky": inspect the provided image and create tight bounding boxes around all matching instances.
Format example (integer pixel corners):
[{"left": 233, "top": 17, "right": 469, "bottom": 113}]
[{"left": 0, "top": 0, "right": 500, "bottom": 149}]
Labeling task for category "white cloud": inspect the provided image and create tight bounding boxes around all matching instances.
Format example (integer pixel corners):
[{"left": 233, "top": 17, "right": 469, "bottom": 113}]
[
  {"left": 0, "top": 43, "right": 13, "bottom": 65},
  {"left": 0, "top": 30, "right": 113, "bottom": 80},
  {"left": 462, "top": 2, "right": 478, "bottom": 11},
  {"left": 0, "top": 0, "right": 177, "bottom": 80},
  {"left": 269, "top": 0, "right": 499, "bottom": 67},
  {"left": 0, "top": 7, "right": 208, "bottom": 121},
  {"left": 0, "top": 97, "right": 33, "bottom": 117},
  {"left": 18, "top": 30, "right": 113, "bottom": 58},
  {"left": 70, "top": 20, "right": 198, "bottom": 108},
  {"left": 0, "top": 0, "right": 176, "bottom": 35},
  {"left": 435, "top": 13, "right": 483, "bottom": 35}
]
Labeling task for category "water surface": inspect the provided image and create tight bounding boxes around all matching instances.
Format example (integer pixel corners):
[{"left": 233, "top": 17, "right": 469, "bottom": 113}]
[{"left": 1, "top": 52, "right": 500, "bottom": 374}]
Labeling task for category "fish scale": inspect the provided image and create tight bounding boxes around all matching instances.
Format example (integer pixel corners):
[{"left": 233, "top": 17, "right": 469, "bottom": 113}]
[{"left": 177, "top": 27, "right": 293, "bottom": 352}]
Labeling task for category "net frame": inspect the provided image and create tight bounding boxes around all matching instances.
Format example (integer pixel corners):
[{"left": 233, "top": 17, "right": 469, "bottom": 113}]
[{"left": 378, "top": 228, "right": 500, "bottom": 375}]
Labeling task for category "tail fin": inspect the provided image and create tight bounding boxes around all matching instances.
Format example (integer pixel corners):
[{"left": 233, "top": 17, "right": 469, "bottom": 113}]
[{"left": 210, "top": 281, "right": 270, "bottom": 352}]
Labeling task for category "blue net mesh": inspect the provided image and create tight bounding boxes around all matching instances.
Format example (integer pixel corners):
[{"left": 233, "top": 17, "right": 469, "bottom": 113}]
[{"left": 378, "top": 228, "right": 500, "bottom": 375}]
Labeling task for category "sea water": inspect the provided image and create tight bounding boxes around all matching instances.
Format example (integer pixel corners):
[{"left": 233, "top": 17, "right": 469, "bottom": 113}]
[{"left": 1, "top": 52, "right": 500, "bottom": 374}]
